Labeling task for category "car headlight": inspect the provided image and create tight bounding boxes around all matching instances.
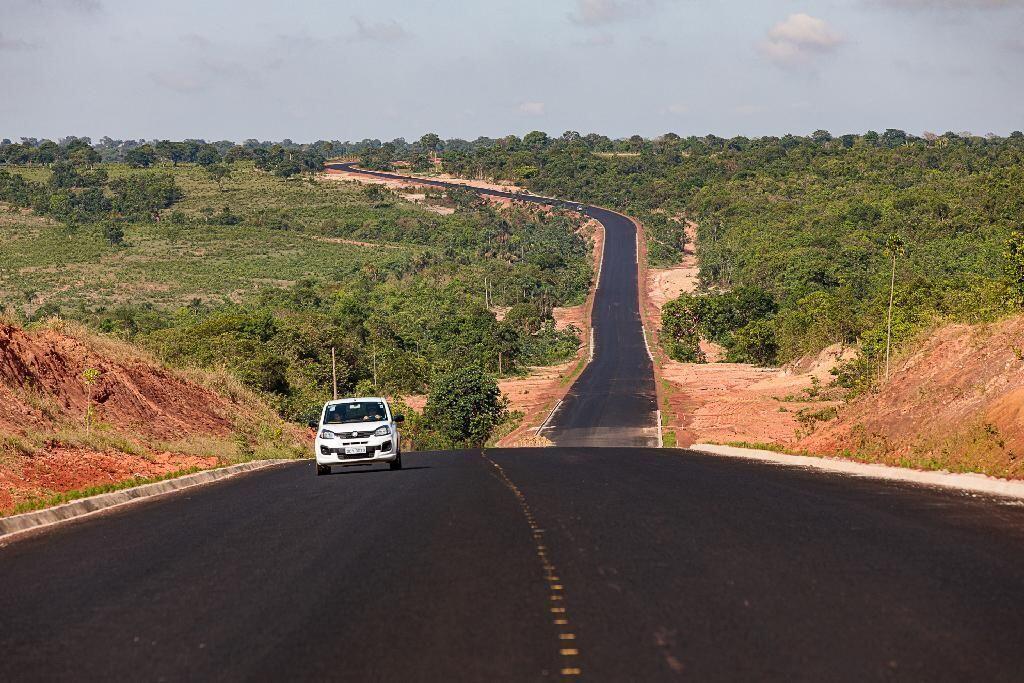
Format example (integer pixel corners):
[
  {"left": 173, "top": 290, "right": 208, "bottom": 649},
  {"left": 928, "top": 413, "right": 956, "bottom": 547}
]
[
  {"left": 374, "top": 425, "right": 391, "bottom": 436},
  {"left": 319, "top": 429, "right": 337, "bottom": 439}
]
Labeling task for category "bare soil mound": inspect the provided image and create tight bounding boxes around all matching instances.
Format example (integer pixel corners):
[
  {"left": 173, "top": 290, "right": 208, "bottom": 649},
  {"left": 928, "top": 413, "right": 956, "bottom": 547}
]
[
  {"left": 0, "top": 322, "right": 232, "bottom": 439},
  {"left": 0, "top": 320, "right": 304, "bottom": 513},
  {"left": 800, "top": 316, "right": 1024, "bottom": 478}
]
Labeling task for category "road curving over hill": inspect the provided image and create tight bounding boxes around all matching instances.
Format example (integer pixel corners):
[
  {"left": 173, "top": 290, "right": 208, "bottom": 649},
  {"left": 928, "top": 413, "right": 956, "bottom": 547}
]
[{"left": 325, "top": 163, "right": 658, "bottom": 447}]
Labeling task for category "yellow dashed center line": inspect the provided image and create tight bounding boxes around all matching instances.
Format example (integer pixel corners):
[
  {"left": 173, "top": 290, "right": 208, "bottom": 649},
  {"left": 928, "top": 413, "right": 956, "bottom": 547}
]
[{"left": 481, "top": 451, "right": 582, "bottom": 680}]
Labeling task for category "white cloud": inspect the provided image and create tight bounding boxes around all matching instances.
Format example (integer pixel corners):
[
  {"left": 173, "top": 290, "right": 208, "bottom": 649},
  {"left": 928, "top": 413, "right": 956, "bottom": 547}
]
[
  {"left": 351, "top": 17, "right": 411, "bottom": 43},
  {"left": 518, "top": 101, "right": 546, "bottom": 115},
  {"left": 761, "top": 13, "right": 842, "bottom": 65},
  {"left": 665, "top": 103, "right": 689, "bottom": 115},
  {"left": 569, "top": 0, "right": 658, "bottom": 26}
]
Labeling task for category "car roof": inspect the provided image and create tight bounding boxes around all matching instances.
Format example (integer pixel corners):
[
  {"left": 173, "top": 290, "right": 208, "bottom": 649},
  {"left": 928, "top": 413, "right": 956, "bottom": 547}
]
[{"left": 326, "top": 397, "right": 387, "bottom": 405}]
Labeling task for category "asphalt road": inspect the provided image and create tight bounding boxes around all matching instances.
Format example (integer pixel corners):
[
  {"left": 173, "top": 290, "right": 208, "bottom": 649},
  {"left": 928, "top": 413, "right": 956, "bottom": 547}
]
[
  {"left": 3, "top": 450, "right": 1024, "bottom": 681},
  {"left": 325, "top": 164, "right": 658, "bottom": 447}
]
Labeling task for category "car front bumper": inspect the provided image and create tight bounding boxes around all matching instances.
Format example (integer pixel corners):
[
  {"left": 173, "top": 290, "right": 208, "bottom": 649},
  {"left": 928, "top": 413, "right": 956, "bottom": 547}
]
[{"left": 314, "top": 435, "right": 397, "bottom": 466}]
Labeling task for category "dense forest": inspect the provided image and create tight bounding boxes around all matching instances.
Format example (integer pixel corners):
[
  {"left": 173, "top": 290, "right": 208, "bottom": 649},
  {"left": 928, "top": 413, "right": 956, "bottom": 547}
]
[{"left": 0, "top": 140, "right": 592, "bottom": 447}]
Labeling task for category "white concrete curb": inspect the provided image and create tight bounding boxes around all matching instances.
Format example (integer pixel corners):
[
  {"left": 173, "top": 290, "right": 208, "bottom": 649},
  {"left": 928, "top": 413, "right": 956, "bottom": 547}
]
[
  {"left": 690, "top": 444, "right": 1024, "bottom": 501},
  {"left": 0, "top": 459, "right": 299, "bottom": 541}
]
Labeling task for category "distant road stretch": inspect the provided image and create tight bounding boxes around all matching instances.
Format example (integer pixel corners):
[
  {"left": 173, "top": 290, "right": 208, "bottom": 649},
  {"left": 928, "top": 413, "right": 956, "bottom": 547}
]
[{"left": 326, "top": 163, "right": 658, "bottom": 447}]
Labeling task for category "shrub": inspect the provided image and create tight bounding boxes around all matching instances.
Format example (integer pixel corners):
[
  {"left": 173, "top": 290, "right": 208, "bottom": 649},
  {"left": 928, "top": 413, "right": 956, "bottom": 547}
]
[{"left": 425, "top": 367, "right": 507, "bottom": 448}]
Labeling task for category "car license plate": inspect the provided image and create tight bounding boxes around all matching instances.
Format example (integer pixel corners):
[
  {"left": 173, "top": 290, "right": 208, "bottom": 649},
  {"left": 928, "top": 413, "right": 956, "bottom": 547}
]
[{"left": 344, "top": 445, "right": 367, "bottom": 455}]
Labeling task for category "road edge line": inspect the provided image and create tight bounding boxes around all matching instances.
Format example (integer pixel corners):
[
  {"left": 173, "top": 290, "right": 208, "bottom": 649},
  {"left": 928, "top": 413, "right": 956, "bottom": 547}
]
[
  {"left": 0, "top": 459, "right": 299, "bottom": 541},
  {"left": 689, "top": 444, "right": 1024, "bottom": 501},
  {"left": 537, "top": 399, "right": 564, "bottom": 436}
]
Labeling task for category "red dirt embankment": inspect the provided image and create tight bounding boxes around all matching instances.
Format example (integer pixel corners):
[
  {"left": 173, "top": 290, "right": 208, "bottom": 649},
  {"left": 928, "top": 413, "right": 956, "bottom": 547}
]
[
  {"left": 799, "top": 316, "right": 1024, "bottom": 478},
  {"left": 0, "top": 321, "right": 304, "bottom": 513},
  {"left": 0, "top": 323, "right": 231, "bottom": 439}
]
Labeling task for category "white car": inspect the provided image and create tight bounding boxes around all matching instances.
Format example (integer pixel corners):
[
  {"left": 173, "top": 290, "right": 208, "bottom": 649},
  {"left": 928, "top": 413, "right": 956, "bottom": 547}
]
[{"left": 312, "top": 397, "right": 404, "bottom": 476}]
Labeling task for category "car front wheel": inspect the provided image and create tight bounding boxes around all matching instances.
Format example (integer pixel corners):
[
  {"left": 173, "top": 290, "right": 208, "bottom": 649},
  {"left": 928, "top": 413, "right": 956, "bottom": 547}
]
[
  {"left": 389, "top": 452, "right": 403, "bottom": 471},
  {"left": 316, "top": 464, "right": 331, "bottom": 476}
]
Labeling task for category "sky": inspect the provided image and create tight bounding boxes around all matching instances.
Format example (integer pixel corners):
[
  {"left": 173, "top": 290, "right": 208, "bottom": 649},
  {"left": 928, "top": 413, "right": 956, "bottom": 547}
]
[{"left": 1, "top": 0, "right": 1023, "bottom": 142}]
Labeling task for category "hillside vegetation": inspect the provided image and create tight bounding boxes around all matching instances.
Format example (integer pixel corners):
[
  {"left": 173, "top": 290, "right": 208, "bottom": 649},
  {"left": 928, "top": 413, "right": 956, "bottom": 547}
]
[{"left": 0, "top": 140, "right": 593, "bottom": 448}]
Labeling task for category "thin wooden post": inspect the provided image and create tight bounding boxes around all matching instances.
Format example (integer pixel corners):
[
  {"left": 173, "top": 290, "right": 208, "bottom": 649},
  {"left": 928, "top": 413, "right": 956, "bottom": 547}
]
[
  {"left": 331, "top": 347, "right": 338, "bottom": 400},
  {"left": 885, "top": 252, "right": 896, "bottom": 380}
]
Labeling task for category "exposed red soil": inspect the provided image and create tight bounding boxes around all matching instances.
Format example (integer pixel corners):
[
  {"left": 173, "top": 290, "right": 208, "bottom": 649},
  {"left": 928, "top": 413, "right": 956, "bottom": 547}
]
[
  {"left": 799, "top": 317, "right": 1024, "bottom": 478},
  {"left": 0, "top": 447, "right": 219, "bottom": 512},
  {"left": 321, "top": 167, "right": 535, "bottom": 212},
  {"left": 663, "top": 346, "right": 850, "bottom": 447},
  {"left": 0, "top": 323, "right": 232, "bottom": 440},
  {"left": 0, "top": 321, "right": 298, "bottom": 513}
]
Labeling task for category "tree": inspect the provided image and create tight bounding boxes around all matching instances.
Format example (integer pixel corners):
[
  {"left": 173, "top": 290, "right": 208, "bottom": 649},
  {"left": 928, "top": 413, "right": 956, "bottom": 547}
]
[
  {"left": 523, "top": 131, "right": 550, "bottom": 149},
  {"left": 425, "top": 367, "right": 507, "bottom": 447},
  {"left": 660, "top": 295, "right": 705, "bottom": 363},
  {"left": 126, "top": 145, "right": 156, "bottom": 168},
  {"left": 1005, "top": 227, "right": 1024, "bottom": 307},
  {"left": 103, "top": 222, "right": 125, "bottom": 246},
  {"left": 49, "top": 161, "right": 81, "bottom": 189},
  {"left": 155, "top": 140, "right": 188, "bottom": 166},
  {"left": 196, "top": 145, "right": 221, "bottom": 167},
  {"left": 419, "top": 132, "right": 442, "bottom": 157},
  {"left": 69, "top": 146, "right": 101, "bottom": 167},
  {"left": 273, "top": 159, "right": 303, "bottom": 177}
]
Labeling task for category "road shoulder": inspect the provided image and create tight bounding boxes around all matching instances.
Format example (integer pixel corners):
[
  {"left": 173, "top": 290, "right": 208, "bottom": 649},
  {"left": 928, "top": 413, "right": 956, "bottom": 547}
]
[{"left": 690, "top": 443, "right": 1024, "bottom": 501}]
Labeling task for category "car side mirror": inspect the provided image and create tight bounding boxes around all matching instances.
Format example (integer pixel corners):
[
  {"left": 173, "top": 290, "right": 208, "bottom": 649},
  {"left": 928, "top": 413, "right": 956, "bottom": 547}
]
[
  {"left": 394, "top": 414, "right": 405, "bottom": 423},
  {"left": 307, "top": 420, "right": 318, "bottom": 429}
]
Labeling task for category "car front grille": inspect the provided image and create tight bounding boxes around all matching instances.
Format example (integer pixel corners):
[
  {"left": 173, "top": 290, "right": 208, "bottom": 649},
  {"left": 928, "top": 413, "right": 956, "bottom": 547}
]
[{"left": 328, "top": 429, "right": 375, "bottom": 439}]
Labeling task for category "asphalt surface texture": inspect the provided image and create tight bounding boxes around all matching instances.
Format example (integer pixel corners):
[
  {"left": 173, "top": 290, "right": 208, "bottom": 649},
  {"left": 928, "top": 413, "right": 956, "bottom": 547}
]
[
  {"left": 325, "top": 163, "right": 658, "bottom": 447},
  {"left": 3, "top": 450, "right": 1024, "bottom": 681}
]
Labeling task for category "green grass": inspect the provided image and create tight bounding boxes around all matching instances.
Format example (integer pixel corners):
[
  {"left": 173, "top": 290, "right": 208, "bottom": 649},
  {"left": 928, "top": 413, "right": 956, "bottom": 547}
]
[{"left": 0, "top": 162, "right": 423, "bottom": 316}]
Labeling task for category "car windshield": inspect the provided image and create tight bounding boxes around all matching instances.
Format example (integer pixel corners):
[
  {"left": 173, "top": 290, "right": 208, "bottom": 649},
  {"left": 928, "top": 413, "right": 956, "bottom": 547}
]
[{"left": 323, "top": 401, "right": 388, "bottom": 425}]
